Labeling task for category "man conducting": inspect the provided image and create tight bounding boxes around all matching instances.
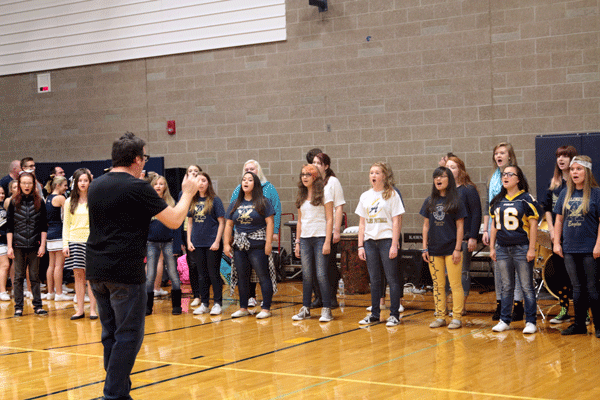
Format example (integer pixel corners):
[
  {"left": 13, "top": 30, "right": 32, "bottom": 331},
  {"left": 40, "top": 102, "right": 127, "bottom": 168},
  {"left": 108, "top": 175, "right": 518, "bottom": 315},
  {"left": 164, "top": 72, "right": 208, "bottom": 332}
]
[{"left": 86, "top": 132, "right": 200, "bottom": 400}]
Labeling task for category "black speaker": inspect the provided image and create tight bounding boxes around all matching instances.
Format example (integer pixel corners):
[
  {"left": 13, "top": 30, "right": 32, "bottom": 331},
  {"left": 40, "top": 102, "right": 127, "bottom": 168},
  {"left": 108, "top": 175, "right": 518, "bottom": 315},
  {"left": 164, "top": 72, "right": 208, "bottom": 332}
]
[
  {"left": 309, "top": 0, "right": 328, "bottom": 12},
  {"left": 401, "top": 249, "right": 430, "bottom": 286},
  {"left": 164, "top": 168, "right": 186, "bottom": 198}
]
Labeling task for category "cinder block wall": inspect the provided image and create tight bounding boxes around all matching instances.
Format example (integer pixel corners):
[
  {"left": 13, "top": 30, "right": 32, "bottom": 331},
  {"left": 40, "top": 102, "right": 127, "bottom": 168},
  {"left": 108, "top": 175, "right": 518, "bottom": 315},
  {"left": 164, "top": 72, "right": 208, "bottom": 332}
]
[{"left": 1, "top": 0, "right": 599, "bottom": 235}]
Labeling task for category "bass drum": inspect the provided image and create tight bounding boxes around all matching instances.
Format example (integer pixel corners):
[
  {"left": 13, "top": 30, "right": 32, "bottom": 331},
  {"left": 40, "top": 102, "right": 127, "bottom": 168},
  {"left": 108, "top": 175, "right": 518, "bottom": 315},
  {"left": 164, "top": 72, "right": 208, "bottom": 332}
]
[{"left": 542, "top": 254, "right": 572, "bottom": 300}]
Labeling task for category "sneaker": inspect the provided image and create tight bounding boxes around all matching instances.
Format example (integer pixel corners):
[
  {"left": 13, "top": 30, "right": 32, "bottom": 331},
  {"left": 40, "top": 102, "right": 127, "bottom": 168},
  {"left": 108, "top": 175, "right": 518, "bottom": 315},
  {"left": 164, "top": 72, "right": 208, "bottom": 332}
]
[
  {"left": 210, "top": 304, "right": 222, "bottom": 315},
  {"left": 54, "top": 293, "right": 74, "bottom": 301},
  {"left": 595, "top": 328, "right": 600, "bottom": 339},
  {"left": 550, "top": 307, "right": 570, "bottom": 324},
  {"left": 84, "top": 295, "right": 90, "bottom": 303},
  {"left": 34, "top": 308, "right": 48, "bottom": 315},
  {"left": 42, "top": 293, "right": 55, "bottom": 300},
  {"left": 386, "top": 316, "right": 400, "bottom": 327},
  {"left": 523, "top": 322, "right": 537, "bottom": 334},
  {"left": 359, "top": 314, "right": 380, "bottom": 325},
  {"left": 319, "top": 307, "right": 333, "bottom": 322},
  {"left": 248, "top": 297, "right": 257, "bottom": 307},
  {"left": 24, "top": 291, "right": 33, "bottom": 299},
  {"left": 63, "top": 284, "right": 75, "bottom": 293},
  {"left": 492, "top": 320, "right": 510, "bottom": 332},
  {"left": 399, "top": 304, "right": 404, "bottom": 313},
  {"left": 190, "top": 298, "right": 201, "bottom": 307},
  {"left": 193, "top": 304, "right": 210, "bottom": 315},
  {"left": 0, "top": 292, "right": 10, "bottom": 301},
  {"left": 429, "top": 318, "right": 446, "bottom": 328},
  {"left": 256, "top": 310, "right": 271, "bottom": 319},
  {"left": 40, "top": 283, "right": 46, "bottom": 288},
  {"left": 154, "top": 289, "right": 168, "bottom": 297},
  {"left": 561, "top": 324, "right": 588, "bottom": 335},
  {"left": 310, "top": 298, "right": 322, "bottom": 308},
  {"left": 231, "top": 309, "right": 250, "bottom": 318},
  {"left": 292, "top": 306, "right": 311, "bottom": 321},
  {"left": 448, "top": 319, "right": 462, "bottom": 329}
]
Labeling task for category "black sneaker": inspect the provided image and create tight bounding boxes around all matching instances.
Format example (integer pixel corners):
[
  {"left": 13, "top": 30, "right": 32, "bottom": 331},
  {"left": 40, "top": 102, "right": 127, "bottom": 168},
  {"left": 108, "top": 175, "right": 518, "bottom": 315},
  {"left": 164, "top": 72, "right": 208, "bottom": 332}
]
[
  {"left": 492, "top": 302, "right": 501, "bottom": 321},
  {"left": 359, "top": 314, "right": 380, "bottom": 325},
  {"left": 561, "top": 324, "right": 587, "bottom": 336},
  {"left": 34, "top": 308, "right": 48, "bottom": 315},
  {"left": 595, "top": 328, "right": 600, "bottom": 339},
  {"left": 310, "top": 298, "right": 323, "bottom": 309},
  {"left": 512, "top": 301, "right": 524, "bottom": 322},
  {"left": 550, "top": 307, "right": 570, "bottom": 324}
]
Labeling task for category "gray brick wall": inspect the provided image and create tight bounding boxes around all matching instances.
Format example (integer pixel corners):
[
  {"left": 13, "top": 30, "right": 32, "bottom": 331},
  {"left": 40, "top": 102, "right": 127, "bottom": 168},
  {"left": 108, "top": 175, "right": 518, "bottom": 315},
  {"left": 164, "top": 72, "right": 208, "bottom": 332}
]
[{"left": 1, "top": 0, "right": 599, "bottom": 241}]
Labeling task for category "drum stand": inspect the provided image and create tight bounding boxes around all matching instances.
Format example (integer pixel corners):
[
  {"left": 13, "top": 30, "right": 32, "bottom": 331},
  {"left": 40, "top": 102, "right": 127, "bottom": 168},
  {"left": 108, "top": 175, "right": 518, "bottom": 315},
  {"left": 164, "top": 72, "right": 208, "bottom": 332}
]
[{"left": 533, "top": 266, "right": 547, "bottom": 320}]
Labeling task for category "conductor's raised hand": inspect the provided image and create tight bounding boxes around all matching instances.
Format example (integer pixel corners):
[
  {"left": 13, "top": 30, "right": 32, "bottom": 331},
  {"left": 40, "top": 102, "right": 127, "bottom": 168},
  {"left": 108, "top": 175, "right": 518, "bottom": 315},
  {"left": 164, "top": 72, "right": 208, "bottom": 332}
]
[{"left": 181, "top": 173, "right": 201, "bottom": 196}]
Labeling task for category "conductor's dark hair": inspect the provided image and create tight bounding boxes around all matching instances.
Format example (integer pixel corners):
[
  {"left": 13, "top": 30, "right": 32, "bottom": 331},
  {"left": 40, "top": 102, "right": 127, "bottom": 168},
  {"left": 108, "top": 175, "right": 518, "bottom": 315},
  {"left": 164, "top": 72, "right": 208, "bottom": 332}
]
[{"left": 112, "top": 132, "right": 146, "bottom": 167}]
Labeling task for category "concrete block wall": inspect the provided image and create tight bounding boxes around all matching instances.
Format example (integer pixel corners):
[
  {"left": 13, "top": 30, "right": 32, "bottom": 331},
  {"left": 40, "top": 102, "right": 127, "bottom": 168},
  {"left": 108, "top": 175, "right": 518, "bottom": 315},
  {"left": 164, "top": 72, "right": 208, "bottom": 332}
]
[{"left": 1, "top": 0, "right": 599, "bottom": 238}]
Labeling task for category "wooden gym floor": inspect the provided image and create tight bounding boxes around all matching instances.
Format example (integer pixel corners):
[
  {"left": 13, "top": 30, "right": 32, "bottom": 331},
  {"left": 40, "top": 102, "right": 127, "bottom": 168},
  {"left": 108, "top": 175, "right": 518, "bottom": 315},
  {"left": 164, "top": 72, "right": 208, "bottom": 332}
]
[{"left": 1, "top": 281, "right": 599, "bottom": 400}]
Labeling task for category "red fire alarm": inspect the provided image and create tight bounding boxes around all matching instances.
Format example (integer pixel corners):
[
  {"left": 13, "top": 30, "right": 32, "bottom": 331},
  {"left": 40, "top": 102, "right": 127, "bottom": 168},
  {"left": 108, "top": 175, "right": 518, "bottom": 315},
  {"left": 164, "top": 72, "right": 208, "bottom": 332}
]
[{"left": 167, "top": 120, "right": 176, "bottom": 135}]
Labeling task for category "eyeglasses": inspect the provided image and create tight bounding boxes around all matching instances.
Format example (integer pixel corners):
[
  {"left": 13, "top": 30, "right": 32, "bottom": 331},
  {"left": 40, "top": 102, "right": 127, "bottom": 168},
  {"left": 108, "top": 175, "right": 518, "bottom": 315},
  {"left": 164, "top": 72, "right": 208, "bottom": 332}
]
[
  {"left": 300, "top": 173, "right": 313, "bottom": 178},
  {"left": 501, "top": 172, "right": 517, "bottom": 178},
  {"left": 143, "top": 154, "right": 150, "bottom": 162}
]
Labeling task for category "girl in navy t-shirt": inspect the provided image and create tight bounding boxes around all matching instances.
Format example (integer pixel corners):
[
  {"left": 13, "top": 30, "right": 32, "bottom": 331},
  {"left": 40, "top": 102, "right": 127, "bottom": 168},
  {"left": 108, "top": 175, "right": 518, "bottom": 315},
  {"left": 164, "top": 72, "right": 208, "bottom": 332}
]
[
  {"left": 420, "top": 167, "right": 466, "bottom": 329},
  {"left": 553, "top": 155, "right": 600, "bottom": 337},
  {"left": 187, "top": 172, "right": 225, "bottom": 316},
  {"left": 224, "top": 172, "right": 275, "bottom": 320}
]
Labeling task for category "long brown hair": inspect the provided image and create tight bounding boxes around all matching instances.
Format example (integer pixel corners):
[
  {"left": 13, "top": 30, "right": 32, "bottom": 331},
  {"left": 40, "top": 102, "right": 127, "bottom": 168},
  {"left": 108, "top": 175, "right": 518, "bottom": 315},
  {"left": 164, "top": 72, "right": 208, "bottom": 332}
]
[
  {"left": 371, "top": 162, "right": 395, "bottom": 200},
  {"left": 490, "top": 142, "right": 518, "bottom": 175},
  {"left": 562, "top": 156, "right": 599, "bottom": 215},
  {"left": 549, "top": 145, "right": 578, "bottom": 190},
  {"left": 296, "top": 165, "right": 325, "bottom": 208},
  {"left": 447, "top": 155, "right": 477, "bottom": 190},
  {"left": 189, "top": 172, "right": 216, "bottom": 215},
  {"left": 69, "top": 168, "right": 93, "bottom": 214},
  {"left": 13, "top": 172, "right": 42, "bottom": 211}
]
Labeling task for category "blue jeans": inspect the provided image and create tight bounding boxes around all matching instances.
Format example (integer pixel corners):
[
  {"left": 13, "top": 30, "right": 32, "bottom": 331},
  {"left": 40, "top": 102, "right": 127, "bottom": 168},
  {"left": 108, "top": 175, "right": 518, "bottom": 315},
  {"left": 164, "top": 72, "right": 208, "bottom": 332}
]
[
  {"left": 234, "top": 246, "right": 272, "bottom": 310},
  {"left": 495, "top": 245, "right": 536, "bottom": 324},
  {"left": 364, "top": 239, "right": 401, "bottom": 319},
  {"left": 90, "top": 281, "right": 146, "bottom": 400},
  {"left": 145, "top": 241, "right": 180, "bottom": 293},
  {"left": 564, "top": 253, "right": 600, "bottom": 329},
  {"left": 300, "top": 237, "right": 331, "bottom": 308},
  {"left": 190, "top": 246, "right": 223, "bottom": 305}
]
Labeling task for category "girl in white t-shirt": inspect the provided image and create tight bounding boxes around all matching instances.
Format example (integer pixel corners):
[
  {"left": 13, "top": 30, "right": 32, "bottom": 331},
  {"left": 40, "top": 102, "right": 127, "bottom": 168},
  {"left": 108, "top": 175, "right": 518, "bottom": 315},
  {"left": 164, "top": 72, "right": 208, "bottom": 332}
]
[
  {"left": 292, "top": 164, "right": 334, "bottom": 323},
  {"left": 356, "top": 163, "right": 404, "bottom": 327}
]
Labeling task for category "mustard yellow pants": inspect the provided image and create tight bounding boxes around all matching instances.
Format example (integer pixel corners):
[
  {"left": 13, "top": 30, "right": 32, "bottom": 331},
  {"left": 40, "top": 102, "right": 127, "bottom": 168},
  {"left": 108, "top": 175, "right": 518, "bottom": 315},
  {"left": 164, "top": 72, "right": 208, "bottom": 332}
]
[{"left": 429, "top": 254, "right": 464, "bottom": 320}]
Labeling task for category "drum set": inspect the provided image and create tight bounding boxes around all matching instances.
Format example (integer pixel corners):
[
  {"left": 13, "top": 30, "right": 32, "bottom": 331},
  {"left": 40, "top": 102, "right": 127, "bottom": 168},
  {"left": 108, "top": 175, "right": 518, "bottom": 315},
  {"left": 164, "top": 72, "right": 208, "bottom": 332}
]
[{"left": 534, "top": 221, "right": 572, "bottom": 301}]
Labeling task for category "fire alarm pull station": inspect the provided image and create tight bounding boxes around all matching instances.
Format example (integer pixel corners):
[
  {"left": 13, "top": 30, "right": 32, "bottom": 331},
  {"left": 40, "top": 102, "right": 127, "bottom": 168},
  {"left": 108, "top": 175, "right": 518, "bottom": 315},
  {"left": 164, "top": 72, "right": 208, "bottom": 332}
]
[{"left": 167, "top": 120, "right": 176, "bottom": 135}]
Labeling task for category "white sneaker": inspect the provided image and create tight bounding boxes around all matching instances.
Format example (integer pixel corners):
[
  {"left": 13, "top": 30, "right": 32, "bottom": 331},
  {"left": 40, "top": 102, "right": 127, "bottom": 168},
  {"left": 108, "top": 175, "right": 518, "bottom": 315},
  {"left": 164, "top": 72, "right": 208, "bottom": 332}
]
[
  {"left": 24, "top": 291, "right": 33, "bottom": 299},
  {"left": 319, "top": 307, "right": 333, "bottom": 322},
  {"left": 231, "top": 309, "right": 250, "bottom": 318},
  {"left": 193, "top": 304, "right": 210, "bottom": 315},
  {"left": 292, "top": 306, "right": 311, "bottom": 321},
  {"left": 190, "top": 298, "right": 201, "bottom": 307},
  {"left": 84, "top": 295, "right": 90, "bottom": 303},
  {"left": 399, "top": 304, "right": 405, "bottom": 313},
  {"left": 210, "top": 304, "right": 222, "bottom": 315},
  {"left": 40, "top": 283, "right": 46, "bottom": 288},
  {"left": 248, "top": 297, "right": 257, "bottom": 307},
  {"left": 0, "top": 292, "right": 10, "bottom": 301},
  {"left": 55, "top": 293, "right": 74, "bottom": 301},
  {"left": 492, "top": 320, "right": 510, "bottom": 332},
  {"left": 154, "top": 289, "right": 168, "bottom": 297},
  {"left": 386, "top": 316, "right": 400, "bottom": 327},
  {"left": 523, "top": 322, "right": 537, "bottom": 334},
  {"left": 63, "top": 284, "right": 75, "bottom": 293},
  {"left": 42, "top": 293, "right": 55, "bottom": 300},
  {"left": 366, "top": 304, "right": 386, "bottom": 311},
  {"left": 256, "top": 310, "right": 271, "bottom": 319}
]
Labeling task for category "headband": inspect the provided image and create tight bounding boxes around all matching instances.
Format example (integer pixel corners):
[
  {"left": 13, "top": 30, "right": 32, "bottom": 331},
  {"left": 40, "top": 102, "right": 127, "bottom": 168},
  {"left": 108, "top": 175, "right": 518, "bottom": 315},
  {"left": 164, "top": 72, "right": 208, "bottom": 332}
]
[
  {"left": 570, "top": 157, "right": 592, "bottom": 170},
  {"left": 302, "top": 164, "right": 319, "bottom": 179}
]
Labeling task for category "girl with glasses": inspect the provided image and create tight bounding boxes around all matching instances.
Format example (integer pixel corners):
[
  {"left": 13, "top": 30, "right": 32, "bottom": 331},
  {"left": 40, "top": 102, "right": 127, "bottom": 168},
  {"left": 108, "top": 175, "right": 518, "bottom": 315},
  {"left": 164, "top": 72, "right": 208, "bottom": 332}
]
[{"left": 490, "top": 165, "right": 539, "bottom": 334}]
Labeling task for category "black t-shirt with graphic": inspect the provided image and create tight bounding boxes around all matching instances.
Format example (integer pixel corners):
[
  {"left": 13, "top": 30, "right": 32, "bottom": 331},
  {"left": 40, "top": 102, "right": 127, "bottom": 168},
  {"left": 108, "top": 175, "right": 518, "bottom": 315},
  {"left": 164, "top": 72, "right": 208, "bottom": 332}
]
[
  {"left": 225, "top": 199, "right": 274, "bottom": 248},
  {"left": 420, "top": 196, "right": 467, "bottom": 257}
]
